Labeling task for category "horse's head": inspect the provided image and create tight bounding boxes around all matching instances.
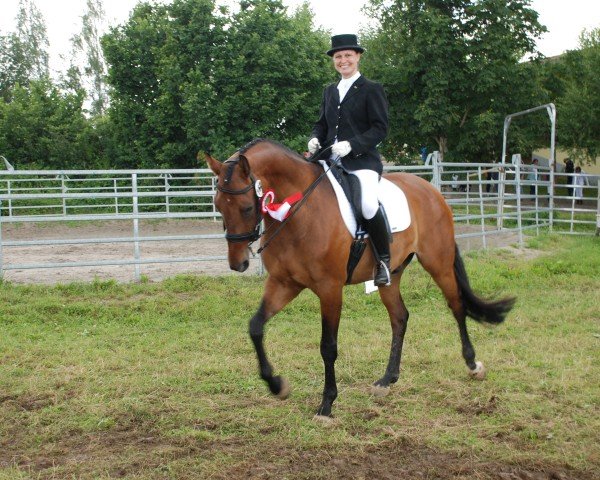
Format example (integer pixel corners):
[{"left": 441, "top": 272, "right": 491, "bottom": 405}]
[{"left": 205, "top": 152, "right": 262, "bottom": 272}]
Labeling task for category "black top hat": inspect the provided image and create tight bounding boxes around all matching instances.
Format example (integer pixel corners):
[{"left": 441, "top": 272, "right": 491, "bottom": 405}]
[{"left": 327, "top": 34, "right": 365, "bottom": 56}]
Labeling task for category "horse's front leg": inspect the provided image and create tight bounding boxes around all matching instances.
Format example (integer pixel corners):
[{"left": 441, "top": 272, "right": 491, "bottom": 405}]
[
  {"left": 249, "top": 277, "right": 302, "bottom": 398},
  {"left": 315, "top": 287, "right": 343, "bottom": 418}
]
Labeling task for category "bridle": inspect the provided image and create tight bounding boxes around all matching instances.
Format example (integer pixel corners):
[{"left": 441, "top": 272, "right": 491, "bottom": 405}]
[
  {"left": 216, "top": 158, "right": 262, "bottom": 244},
  {"left": 216, "top": 146, "right": 336, "bottom": 252}
]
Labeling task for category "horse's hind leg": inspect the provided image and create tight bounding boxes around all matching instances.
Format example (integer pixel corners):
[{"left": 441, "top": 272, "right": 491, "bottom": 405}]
[
  {"left": 418, "top": 254, "right": 483, "bottom": 379},
  {"left": 249, "top": 277, "right": 303, "bottom": 398},
  {"left": 373, "top": 260, "right": 411, "bottom": 394}
]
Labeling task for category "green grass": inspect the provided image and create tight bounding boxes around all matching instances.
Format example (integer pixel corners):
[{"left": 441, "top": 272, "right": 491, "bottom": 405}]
[{"left": 0, "top": 235, "right": 599, "bottom": 479}]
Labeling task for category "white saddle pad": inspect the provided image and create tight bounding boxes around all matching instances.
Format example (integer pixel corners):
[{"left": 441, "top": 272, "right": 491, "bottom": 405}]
[{"left": 319, "top": 161, "right": 411, "bottom": 236}]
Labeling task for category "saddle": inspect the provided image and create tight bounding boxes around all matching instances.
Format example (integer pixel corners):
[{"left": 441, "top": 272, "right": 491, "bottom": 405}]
[
  {"left": 326, "top": 160, "right": 391, "bottom": 284},
  {"left": 327, "top": 161, "right": 365, "bottom": 227}
]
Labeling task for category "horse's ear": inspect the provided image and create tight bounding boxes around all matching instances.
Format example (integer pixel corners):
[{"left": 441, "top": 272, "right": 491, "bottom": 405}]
[
  {"left": 238, "top": 154, "right": 251, "bottom": 178},
  {"left": 203, "top": 152, "right": 221, "bottom": 175}
]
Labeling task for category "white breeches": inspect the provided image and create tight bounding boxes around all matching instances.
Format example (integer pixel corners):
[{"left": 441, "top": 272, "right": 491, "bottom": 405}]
[{"left": 349, "top": 169, "right": 380, "bottom": 220}]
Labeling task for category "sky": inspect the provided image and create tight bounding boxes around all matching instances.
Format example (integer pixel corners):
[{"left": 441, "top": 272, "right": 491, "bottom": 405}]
[{"left": 1, "top": 0, "right": 599, "bottom": 74}]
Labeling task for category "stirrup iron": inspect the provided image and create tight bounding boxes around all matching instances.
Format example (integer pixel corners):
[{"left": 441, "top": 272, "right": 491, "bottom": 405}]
[{"left": 374, "top": 260, "right": 391, "bottom": 287}]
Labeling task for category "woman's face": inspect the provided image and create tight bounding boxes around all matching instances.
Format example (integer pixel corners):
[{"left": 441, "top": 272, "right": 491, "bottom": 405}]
[{"left": 332, "top": 49, "right": 361, "bottom": 79}]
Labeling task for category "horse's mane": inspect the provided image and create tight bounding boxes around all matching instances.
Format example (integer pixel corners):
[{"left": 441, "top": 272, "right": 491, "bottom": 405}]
[{"left": 238, "top": 138, "right": 305, "bottom": 162}]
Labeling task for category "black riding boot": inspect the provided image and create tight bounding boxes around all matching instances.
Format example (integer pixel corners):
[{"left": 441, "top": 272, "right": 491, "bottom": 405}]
[{"left": 366, "top": 207, "right": 391, "bottom": 287}]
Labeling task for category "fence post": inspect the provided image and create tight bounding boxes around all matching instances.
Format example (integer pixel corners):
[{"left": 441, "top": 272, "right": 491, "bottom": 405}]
[
  {"left": 515, "top": 161, "right": 523, "bottom": 246},
  {"left": 466, "top": 170, "right": 471, "bottom": 226},
  {"left": 7, "top": 180, "right": 12, "bottom": 217},
  {"left": 477, "top": 166, "right": 486, "bottom": 249},
  {"left": 596, "top": 182, "right": 600, "bottom": 236},
  {"left": 431, "top": 151, "right": 441, "bottom": 191},
  {"left": 132, "top": 173, "right": 141, "bottom": 282},
  {"left": 569, "top": 188, "right": 576, "bottom": 233},
  {"left": 61, "top": 174, "right": 67, "bottom": 216},
  {"left": 534, "top": 167, "right": 540, "bottom": 236},
  {"left": 211, "top": 176, "right": 218, "bottom": 221},
  {"left": 164, "top": 174, "right": 171, "bottom": 214},
  {"left": 113, "top": 178, "right": 119, "bottom": 214},
  {"left": 547, "top": 104, "right": 556, "bottom": 233}
]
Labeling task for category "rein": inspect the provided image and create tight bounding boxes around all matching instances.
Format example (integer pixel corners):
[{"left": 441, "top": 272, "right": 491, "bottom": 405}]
[{"left": 256, "top": 148, "right": 337, "bottom": 254}]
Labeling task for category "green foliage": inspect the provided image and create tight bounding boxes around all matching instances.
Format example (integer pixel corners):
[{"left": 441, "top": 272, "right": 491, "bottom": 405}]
[
  {"left": 555, "top": 28, "right": 600, "bottom": 163},
  {"left": 102, "top": 0, "right": 329, "bottom": 168},
  {"left": 0, "top": 78, "right": 105, "bottom": 169},
  {"left": 184, "top": 0, "right": 330, "bottom": 159},
  {"left": 0, "top": 0, "right": 50, "bottom": 101},
  {"left": 362, "top": 0, "right": 547, "bottom": 163},
  {"left": 0, "top": 0, "right": 597, "bottom": 170},
  {"left": 70, "top": 0, "right": 109, "bottom": 117}
]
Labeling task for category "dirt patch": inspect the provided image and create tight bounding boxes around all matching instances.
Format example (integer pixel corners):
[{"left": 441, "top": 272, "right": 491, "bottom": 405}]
[
  {"left": 219, "top": 440, "right": 589, "bottom": 480},
  {"left": 2, "top": 431, "right": 592, "bottom": 480}
]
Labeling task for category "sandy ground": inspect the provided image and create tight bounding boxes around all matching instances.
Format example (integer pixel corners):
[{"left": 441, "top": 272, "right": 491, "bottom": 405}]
[
  {"left": 0, "top": 219, "right": 262, "bottom": 284},
  {"left": 0, "top": 219, "right": 524, "bottom": 284}
]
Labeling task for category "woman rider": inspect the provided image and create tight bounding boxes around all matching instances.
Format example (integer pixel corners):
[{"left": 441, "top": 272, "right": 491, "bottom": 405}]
[{"left": 308, "top": 34, "right": 391, "bottom": 287}]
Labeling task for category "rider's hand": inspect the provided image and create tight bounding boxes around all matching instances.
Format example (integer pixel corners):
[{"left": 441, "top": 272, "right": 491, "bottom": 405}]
[
  {"left": 308, "top": 137, "right": 321, "bottom": 154},
  {"left": 332, "top": 141, "right": 351, "bottom": 158}
]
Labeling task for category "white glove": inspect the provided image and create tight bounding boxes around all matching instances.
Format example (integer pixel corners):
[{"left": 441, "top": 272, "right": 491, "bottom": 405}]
[
  {"left": 308, "top": 137, "right": 321, "bottom": 154},
  {"left": 332, "top": 141, "right": 351, "bottom": 158}
]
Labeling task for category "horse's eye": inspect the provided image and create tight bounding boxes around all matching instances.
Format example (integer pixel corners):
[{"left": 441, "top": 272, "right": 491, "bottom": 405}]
[{"left": 242, "top": 205, "right": 254, "bottom": 218}]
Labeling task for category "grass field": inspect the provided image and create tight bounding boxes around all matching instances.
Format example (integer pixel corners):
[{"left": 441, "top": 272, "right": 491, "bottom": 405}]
[{"left": 0, "top": 234, "right": 598, "bottom": 479}]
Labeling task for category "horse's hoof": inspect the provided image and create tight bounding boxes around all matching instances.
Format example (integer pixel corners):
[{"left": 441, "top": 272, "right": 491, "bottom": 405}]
[
  {"left": 370, "top": 384, "right": 390, "bottom": 397},
  {"left": 468, "top": 361, "right": 486, "bottom": 380},
  {"left": 313, "top": 414, "right": 336, "bottom": 426},
  {"left": 276, "top": 377, "right": 291, "bottom": 400}
]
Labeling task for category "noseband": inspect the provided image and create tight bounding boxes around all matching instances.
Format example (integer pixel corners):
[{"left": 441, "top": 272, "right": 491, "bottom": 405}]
[{"left": 217, "top": 158, "right": 262, "bottom": 244}]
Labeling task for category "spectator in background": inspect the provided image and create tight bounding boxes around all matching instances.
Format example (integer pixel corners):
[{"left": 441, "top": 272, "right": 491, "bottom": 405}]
[
  {"left": 564, "top": 157, "right": 574, "bottom": 197},
  {"left": 486, "top": 169, "right": 498, "bottom": 193},
  {"left": 527, "top": 158, "right": 539, "bottom": 196},
  {"left": 451, "top": 173, "right": 459, "bottom": 192},
  {"left": 573, "top": 166, "right": 587, "bottom": 205}
]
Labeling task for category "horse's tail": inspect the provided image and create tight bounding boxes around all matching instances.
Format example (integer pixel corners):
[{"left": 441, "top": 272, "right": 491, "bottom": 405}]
[{"left": 454, "top": 246, "right": 516, "bottom": 324}]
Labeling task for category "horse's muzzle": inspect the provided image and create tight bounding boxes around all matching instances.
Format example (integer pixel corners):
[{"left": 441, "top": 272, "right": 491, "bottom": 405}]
[{"left": 230, "top": 259, "right": 249, "bottom": 272}]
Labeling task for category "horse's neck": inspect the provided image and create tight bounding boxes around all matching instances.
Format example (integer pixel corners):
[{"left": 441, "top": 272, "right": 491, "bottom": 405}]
[{"left": 251, "top": 151, "right": 317, "bottom": 194}]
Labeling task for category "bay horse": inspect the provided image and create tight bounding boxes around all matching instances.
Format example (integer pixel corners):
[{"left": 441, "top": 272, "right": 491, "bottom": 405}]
[{"left": 205, "top": 139, "right": 515, "bottom": 419}]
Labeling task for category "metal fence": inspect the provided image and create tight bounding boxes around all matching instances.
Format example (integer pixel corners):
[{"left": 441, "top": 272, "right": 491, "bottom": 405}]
[
  {"left": 0, "top": 161, "right": 598, "bottom": 282},
  {"left": 0, "top": 169, "right": 225, "bottom": 281}
]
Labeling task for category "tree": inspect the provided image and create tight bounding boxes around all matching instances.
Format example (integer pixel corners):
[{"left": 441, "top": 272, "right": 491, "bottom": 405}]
[
  {"left": 362, "top": 0, "right": 546, "bottom": 162},
  {"left": 0, "top": 78, "right": 103, "bottom": 169},
  {"left": 556, "top": 28, "right": 600, "bottom": 163},
  {"left": 70, "top": 0, "right": 109, "bottom": 116},
  {"left": 102, "top": 0, "right": 221, "bottom": 168},
  {"left": 0, "top": 0, "right": 49, "bottom": 100},
  {"left": 184, "top": 0, "right": 330, "bottom": 158},
  {"left": 102, "top": 0, "right": 330, "bottom": 169}
]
